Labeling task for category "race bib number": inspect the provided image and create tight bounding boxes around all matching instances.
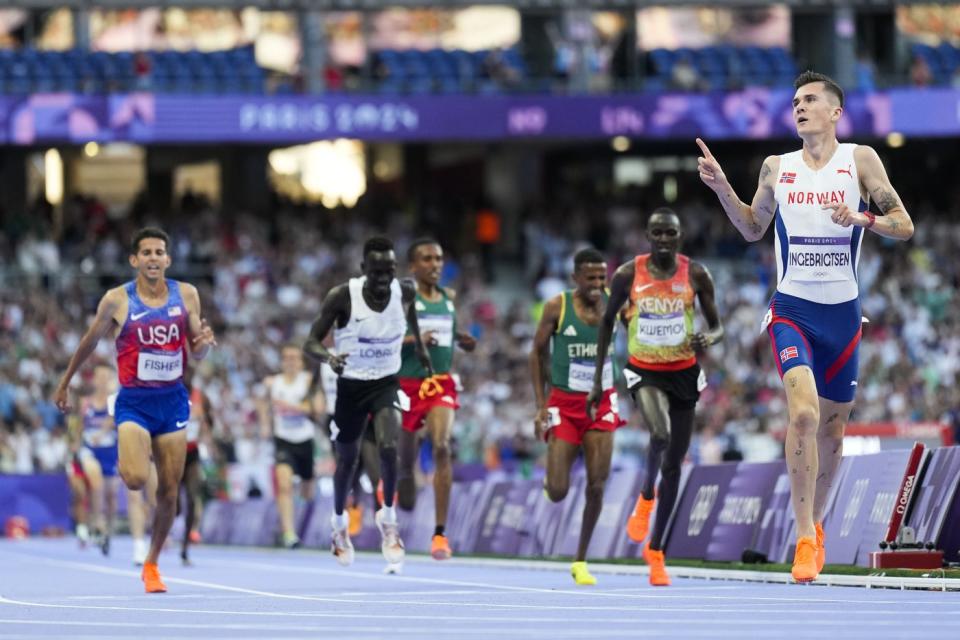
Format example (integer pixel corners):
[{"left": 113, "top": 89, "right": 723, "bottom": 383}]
[
  {"left": 567, "top": 359, "right": 613, "bottom": 393},
  {"left": 137, "top": 351, "right": 182, "bottom": 382},
  {"left": 786, "top": 236, "right": 851, "bottom": 283},
  {"left": 419, "top": 314, "right": 454, "bottom": 348},
  {"left": 636, "top": 314, "right": 687, "bottom": 347}
]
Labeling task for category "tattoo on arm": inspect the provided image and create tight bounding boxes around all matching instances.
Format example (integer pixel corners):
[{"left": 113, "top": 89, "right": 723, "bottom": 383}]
[
  {"left": 759, "top": 162, "right": 771, "bottom": 182},
  {"left": 873, "top": 189, "right": 899, "bottom": 214}
]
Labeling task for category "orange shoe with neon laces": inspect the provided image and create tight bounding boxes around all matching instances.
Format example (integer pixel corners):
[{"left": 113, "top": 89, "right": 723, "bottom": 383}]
[
  {"left": 626, "top": 494, "right": 655, "bottom": 543},
  {"left": 141, "top": 562, "right": 167, "bottom": 593},
  {"left": 815, "top": 522, "right": 826, "bottom": 574},
  {"left": 431, "top": 534, "right": 452, "bottom": 560},
  {"left": 643, "top": 542, "right": 671, "bottom": 587},
  {"left": 791, "top": 536, "right": 819, "bottom": 583}
]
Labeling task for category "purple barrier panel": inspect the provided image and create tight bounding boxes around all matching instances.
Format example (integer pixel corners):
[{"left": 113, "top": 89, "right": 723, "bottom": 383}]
[
  {"left": 301, "top": 493, "right": 335, "bottom": 549},
  {"left": 664, "top": 462, "right": 739, "bottom": 560},
  {"left": 906, "top": 446, "right": 960, "bottom": 552},
  {"left": 822, "top": 449, "right": 915, "bottom": 566},
  {"left": 227, "top": 499, "right": 275, "bottom": 546},
  {"left": 199, "top": 500, "right": 234, "bottom": 545},
  {"left": 448, "top": 479, "right": 499, "bottom": 555},
  {"left": 552, "top": 467, "right": 640, "bottom": 559},
  {"left": 472, "top": 481, "right": 513, "bottom": 554},
  {"left": 938, "top": 484, "right": 960, "bottom": 563},
  {"left": 488, "top": 479, "right": 541, "bottom": 556},
  {"left": 612, "top": 465, "right": 691, "bottom": 560},
  {"left": 515, "top": 472, "right": 582, "bottom": 558},
  {"left": 751, "top": 472, "right": 791, "bottom": 562},
  {"left": 0, "top": 473, "right": 71, "bottom": 533},
  {"left": 397, "top": 486, "right": 434, "bottom": 554},
  {"left": 705, "top": 461, "right": 784, "bottom": 562},
  {"left": 545, "top": 470, "right": 588, "bottom": 557}
]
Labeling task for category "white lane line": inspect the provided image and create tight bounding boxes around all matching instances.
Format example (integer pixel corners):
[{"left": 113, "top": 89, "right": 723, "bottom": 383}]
[
  {"left": 1, "top": 551, "right": 953, "bottom": 624},
  {"left": 200, "top": 557, "right": 960, "bottom": 607},
  {"left": 2, "top": 593, "right": 952, "bottom": 623}
]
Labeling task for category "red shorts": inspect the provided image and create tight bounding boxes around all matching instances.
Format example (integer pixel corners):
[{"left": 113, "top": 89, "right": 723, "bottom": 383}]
[
  {"left": 399, "top": 376, "right": 460, "bottom": 433},
  {"left": 545, "top": 387, "right": 623, "bottom": 446}
]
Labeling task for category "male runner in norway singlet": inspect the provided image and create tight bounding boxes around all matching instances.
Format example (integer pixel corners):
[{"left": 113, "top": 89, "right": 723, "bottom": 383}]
[
  {"left": 304, "top": 236, "right": 432, "bottom": 567},
  {"left": 55, "top": 227, "right": 216, "bottom": 592},
  {"left": 531, "top": 248, "right": 621, "bottom": 586},
  {"left": 588, "top": 209, "right": 723, "bottom": 587},
  {"left": 396, "top": 238, "right": 477, "bottom": 561},
  {"left": 696, "top": 71, "right": 913, "bottom": 582},
  {"left": 258, "top": 344, "right": 323, "bottom": 549},
  {"left": 71, "top": 364, "right": 120, "bottom": 556}
]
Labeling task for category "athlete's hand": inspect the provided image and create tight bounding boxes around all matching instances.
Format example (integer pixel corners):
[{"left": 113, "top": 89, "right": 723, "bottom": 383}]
[
  {"left": 421, "top": 330, "right": 439, "bottom": 347},
  {"left": 534, "top": 406, "right": 550, "bottom": 441},
  {"left": 192, "top": 318, "right": 217, "bottom": 349},
  {"left": 456, "top": 332, "right": 477, "bottom": 352},
  {"left": 690, "top": 332, "right": 712, "bottom": 353},
  {"left": 824, "top": 203, "right": 869, "bottom": 228},
  {"left": 586, "top": 385, "right": 603, "bottom": 422},
  {"left": 328, "top": 353, "right": 349, "bottom": 375},
  {"left": 54, "top": 382, "right": 70, "bottom": 413},
  {"left": 696, "top": 138, "right": 731, "bottom": 195}
]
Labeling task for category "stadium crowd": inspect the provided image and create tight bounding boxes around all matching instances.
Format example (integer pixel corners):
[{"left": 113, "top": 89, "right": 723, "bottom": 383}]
[{"left": 2, "top": 177, "right": 959, "bottom": 483}]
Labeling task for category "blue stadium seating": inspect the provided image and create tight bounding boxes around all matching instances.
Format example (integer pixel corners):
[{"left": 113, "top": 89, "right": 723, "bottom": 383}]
[
  {"left": 911, "top": 43, "right": 960, "bottom": 85},
  {"left": 0, "top": 45, "right": 266, "bottom": 95},
  {"left": 646, "top": 45, "right": 798, "bottom": 91},
  {"left": 371, "top": 47, "right": 525, "bottom": 94}
]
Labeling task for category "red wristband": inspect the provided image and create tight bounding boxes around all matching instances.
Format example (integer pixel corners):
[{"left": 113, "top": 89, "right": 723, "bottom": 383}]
[{"left": 864, "top": 211, "right": 876, "bottom": 229}]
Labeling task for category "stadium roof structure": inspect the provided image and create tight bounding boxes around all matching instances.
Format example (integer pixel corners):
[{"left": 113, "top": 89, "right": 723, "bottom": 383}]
[{"left": 14, "top": 0, "right": 932, "bottom": 9}]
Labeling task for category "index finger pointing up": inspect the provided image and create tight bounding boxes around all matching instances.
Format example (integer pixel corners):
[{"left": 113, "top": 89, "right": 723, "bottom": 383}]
[{"left": 695, "top": 137, "right": 714, "bottom": 159}]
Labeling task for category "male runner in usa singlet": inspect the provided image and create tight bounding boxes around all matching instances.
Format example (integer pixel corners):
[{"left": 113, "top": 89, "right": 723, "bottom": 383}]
[
  {"left": 696, "top": 71, "right": 913, "bottom": 582},
  {"left": 55, "top": 227, "right": 217, "bottom": 592}
]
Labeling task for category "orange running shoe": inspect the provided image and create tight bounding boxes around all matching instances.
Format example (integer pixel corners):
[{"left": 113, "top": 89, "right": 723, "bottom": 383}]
[
  {"left": 431, "top": 534, "right": 452, "bottom": 560},
  {"left": 643, "top": 542, "right": 671, "bottom": 586},
  {"left": 815, "top": 522, "right": 826, "bottom": 574},
  {"left": 626, "top": 494, "right": 655, "bottom": 543},
  {"left": 348, "top": 505, "right": 363, "bottom": 537},
  {"left": 188, "top": 530, "right": 202, "bottom": 544},
  {"left": 791, "top": 536, "right": 819, "bottom": 583},
  {"left": 141, "top": 562, "right": 167, "bottom": 593}
]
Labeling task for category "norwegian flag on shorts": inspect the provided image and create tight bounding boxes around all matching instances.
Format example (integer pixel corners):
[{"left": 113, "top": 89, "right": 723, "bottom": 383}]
[
  {"left": 780, "top": 346, "right": 799, "bottom": 362},
  {"left": 779, "top": 172, "right": 797, "bottom": 184}
]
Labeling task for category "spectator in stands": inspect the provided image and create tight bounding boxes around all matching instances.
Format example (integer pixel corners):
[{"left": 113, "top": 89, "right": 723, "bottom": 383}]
[
  {"left": 855, "top": 54, "right": 876, "bottom": 91},
  {"left": 910, "top": 55, "right": 933, "bottom": 87},
  {"left": 133, "top": 52, "right": 152, "bottom": 91},
  {"left": 670, "top": 57, "right": 702, "bottom": 92}
]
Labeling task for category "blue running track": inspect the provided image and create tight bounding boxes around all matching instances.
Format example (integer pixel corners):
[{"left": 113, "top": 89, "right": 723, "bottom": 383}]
[{"left": 0, "top": 537, "right": 955, "bottom": 639}]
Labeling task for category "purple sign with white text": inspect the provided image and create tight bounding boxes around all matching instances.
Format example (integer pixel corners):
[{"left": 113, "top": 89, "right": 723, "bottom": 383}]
[
  {"left": 822, "top": 449, "right": 914, "bottom": 566},
  {"left": 906, "top": 447, "right": 960, "bottom": 557},
  {"left": 705, "top": 461, "right": 784, "bottom": 562},
  {"left": 665, "top": 462, "right": 739, "bottom": 560},
  {"left": 1, "top": 89, "right": 955, "bottom": 144}
]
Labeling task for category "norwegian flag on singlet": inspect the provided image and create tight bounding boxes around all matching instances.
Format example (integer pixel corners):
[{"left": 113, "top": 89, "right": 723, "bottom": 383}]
[{"left": 779, "top": 172, "right": 797, "bottom": 184}]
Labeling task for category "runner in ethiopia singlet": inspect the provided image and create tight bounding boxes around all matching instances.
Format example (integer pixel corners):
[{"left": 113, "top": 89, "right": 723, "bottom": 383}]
[
  {"left": 766, "top": 142, "right": 864, "bottom": 402},
  {"left": 114, "top": 279, "right": 190, "bottom": 435},
  {"left": 547, "top": 289, "right": 619, "bottom": 437}
]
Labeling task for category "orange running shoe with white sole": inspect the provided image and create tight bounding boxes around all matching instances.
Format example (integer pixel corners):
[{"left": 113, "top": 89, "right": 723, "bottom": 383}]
[
  {"left": 431, "top": 534, "right": 452, "bottom": 560},
  {"left": 791, "top": 536, "right": 819, "bottom": 583},
  {"left": 141, "top": 562, "right": 167, "bottom": 593},
  {"left": 643, "top": 542, "right": 671, "bottom": 587},
  {"left": 348, "top": 505, "right": 363, "bottom": 537},
  {"left": 815, "top": 522, "right": 826, "bottom": 574},
  {"left": 626, "top": 494, "right": 655, "bottom": 543}
]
